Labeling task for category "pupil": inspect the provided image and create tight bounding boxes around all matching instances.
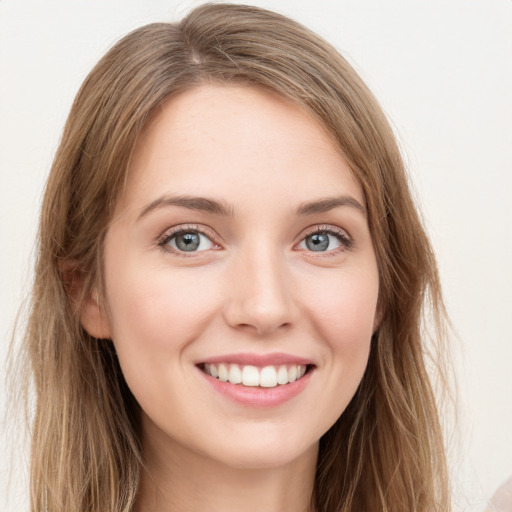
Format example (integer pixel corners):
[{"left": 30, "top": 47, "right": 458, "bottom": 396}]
[
  {"left": 306, "top": 233, "right": 329, "bottom": 251},
  {"left": 176, "top": 232, "right": 200, "bottom": 251}
]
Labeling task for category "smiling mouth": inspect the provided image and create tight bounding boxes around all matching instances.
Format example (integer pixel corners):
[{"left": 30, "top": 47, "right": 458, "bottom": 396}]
[{"left": 198, "top": 363, "right": 314, "bottom": 388}]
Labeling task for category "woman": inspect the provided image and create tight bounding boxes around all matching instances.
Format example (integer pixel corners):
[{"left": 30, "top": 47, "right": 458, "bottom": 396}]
[{"left": 20, "top": 3, "right": 450, "bottom": 511}]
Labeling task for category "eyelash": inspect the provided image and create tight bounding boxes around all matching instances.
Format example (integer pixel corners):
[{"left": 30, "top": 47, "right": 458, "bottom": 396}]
[
  {"left": 299, "top": 225, "right": 354, "bottom": 254},
  {"left": 157, "top": 224, "right": 353, "bottom": 256},
  {"left": 157, "top": 225, "right": 219, "bottom": 257}
]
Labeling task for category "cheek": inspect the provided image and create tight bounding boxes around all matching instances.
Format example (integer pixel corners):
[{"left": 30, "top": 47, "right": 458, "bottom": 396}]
[
  {"left": 102, "top": 260, "right": 222, "bottom": 414},
  {"left": 306, "top": 268, "right": 379, "bottom": 350},
  {"left": 299, "top": 267, "right": 378, "bottom": 413},
  {"left": 105, "top": 260, "right": 220, "bottom": 350}
]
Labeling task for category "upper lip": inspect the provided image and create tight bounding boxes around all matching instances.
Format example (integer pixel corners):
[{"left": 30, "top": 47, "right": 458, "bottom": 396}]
[{"left": 197, "top": 352, "right": 315, "bottom": 367}]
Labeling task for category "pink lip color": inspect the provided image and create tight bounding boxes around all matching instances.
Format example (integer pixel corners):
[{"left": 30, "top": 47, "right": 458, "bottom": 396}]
[{"left": 198, "top": 366, "right": 313, "bottom": 408}]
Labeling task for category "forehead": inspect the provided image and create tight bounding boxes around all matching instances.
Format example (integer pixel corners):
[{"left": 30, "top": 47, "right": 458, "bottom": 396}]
[{"left": 119, "top": 84, "right": 364, "bottom": 214}]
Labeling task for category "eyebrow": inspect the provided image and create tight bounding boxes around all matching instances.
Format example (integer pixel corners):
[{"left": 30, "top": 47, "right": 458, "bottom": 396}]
[
  {"left": 296, "top": 196, "right": 366, "bottom": 216},
  {"left": 138, "top": 193, "right": 366, "bottom": 220},
  {"left": 138, "top": 195, "right": 234, "bottom": 220}
]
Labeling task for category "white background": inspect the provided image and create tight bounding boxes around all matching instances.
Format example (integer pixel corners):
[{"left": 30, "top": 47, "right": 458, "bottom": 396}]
[{"left": 1, "top": 1, "right": 511, "bottom": 510}]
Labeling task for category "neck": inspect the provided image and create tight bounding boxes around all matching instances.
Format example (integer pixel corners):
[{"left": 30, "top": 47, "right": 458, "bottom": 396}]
[{"left": 135, "top": 422, "right": 318, "bottom": 512}]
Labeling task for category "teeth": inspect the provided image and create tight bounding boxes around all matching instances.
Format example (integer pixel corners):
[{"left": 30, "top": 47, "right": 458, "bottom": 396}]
[
  {"left": 218, "top": 363, "right": 229, "bottom": 382},
  {"left": 229, "top": 364, "right": 242, "bottom": 384},
  {"left": 203, "top": 363, "right": 308, "bottom": 387},
  {"left": 260, "top": 366, "right": 277, "bottom": 388},
  {"left": 242, "top": 365, "right": 260, "bottom": 386},
  {"left": 277, "top": 365, "right": 288, "bottom": 384}
]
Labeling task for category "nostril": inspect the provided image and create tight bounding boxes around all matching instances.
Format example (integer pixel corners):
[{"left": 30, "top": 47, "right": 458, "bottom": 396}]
[{"left": 232, "top": 321, "right": 291, "bottom": 337}]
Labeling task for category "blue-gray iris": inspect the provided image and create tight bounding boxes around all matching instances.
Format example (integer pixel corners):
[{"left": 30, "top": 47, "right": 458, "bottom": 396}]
[{"left": 306, "top": 233, "right": 329, "bottom": 251}]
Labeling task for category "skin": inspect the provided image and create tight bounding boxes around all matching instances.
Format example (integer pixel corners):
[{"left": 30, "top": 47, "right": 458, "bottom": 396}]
[{"left": 81, "top": 85, "right": 380, "bottom": 512}]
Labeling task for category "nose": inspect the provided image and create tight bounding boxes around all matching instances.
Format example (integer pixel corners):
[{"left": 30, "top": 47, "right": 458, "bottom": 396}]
[{"left": 223, "top": 245, "right": 298, "bottom": 336}]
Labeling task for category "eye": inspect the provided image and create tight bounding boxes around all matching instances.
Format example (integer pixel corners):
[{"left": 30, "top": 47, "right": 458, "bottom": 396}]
[
  {"left": 160, "top": 228, "right": 215, "bottom": 253},
  {"left": 297, "top": 228, "right": 351, "bottom": 253}
]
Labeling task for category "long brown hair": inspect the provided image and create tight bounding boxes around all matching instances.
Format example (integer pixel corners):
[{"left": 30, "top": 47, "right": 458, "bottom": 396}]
[{"left": 19, "top": 3, "right": 450, "bottom": 511}]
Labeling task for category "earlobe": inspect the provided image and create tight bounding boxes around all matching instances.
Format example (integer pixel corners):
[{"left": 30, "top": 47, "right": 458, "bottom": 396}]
[
  {"left": 372, "top": 299, "right": 385, "bottom": 334},
  {"left": 61, "top": 260, "right": 112, "bottom": 339},
  {"left": 372, "top": 313, "right": 382, "bottom": 334},
  {"left": 80, "top": 290, "right": 113, "bottom": 340}
]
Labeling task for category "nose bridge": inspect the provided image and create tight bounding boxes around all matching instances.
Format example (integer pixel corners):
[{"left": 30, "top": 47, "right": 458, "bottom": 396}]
[{"left": 223, "top": 239, "right": 296, "bottom": 335}]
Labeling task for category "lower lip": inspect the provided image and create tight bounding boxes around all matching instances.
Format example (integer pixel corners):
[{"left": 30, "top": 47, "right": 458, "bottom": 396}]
[{"left": 198, "top": 367, "right": 313, "bottom": 408}]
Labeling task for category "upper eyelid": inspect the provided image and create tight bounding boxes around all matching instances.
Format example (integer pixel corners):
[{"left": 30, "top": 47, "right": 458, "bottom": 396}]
[
  {"left": 296, "top": 224, "right": 352, "bottom": 241},
  {"left": 158, "top": 224, "right": 218, "bottom": 244},
  {"left": 157, "top": 225, "right": 221, "bottom": 257},
  {"left": 294, "top": 225, "right": 354, "bottom": 254}
]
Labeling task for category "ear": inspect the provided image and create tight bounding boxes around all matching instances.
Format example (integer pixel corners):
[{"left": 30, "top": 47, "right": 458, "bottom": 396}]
[
  {"left": 372, "top": 297, "right": 385, "bottom": 334},
  {"left": 80, "top": 288, "right": 113, "bottom": 340},
  {"left": 61, "top": 260, "right": 113, "bottom": 340}
]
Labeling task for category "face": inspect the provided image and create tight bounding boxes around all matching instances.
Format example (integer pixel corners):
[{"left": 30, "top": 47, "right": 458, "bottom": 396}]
[{"left": 83, "top": 85, "right": 380, "bottom": 471}]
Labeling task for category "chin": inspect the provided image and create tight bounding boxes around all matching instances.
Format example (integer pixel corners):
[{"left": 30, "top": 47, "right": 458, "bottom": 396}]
[{"left": 198, "top": 428, "right": 319, "bottom": 471}]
